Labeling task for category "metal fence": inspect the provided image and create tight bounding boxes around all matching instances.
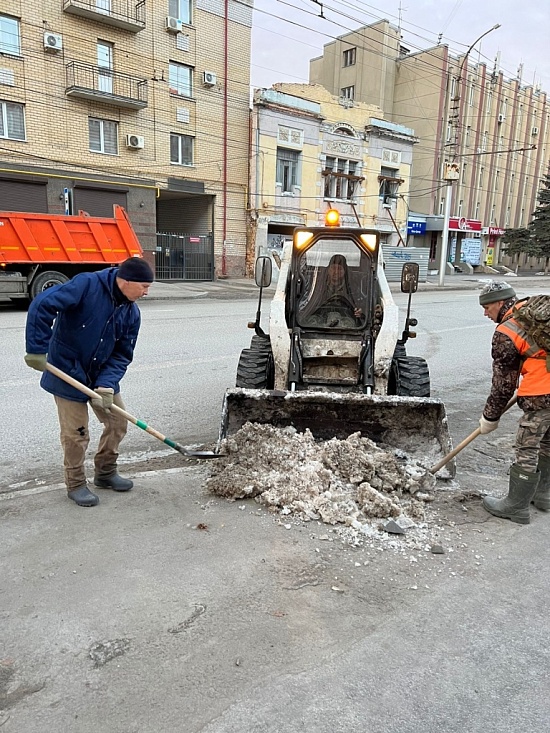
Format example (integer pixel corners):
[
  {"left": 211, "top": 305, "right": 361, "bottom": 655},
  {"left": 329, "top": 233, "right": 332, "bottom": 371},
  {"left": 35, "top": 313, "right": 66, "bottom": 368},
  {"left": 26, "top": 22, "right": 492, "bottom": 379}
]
[{"left": 155, "top": 233, "right": 214, "bottom": 281}]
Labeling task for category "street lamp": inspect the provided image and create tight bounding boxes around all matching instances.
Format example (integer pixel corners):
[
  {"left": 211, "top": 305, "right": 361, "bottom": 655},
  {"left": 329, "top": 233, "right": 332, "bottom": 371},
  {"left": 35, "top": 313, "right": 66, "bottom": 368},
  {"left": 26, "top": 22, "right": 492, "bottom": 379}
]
[{"left": 437, "top": 23, "right": 501, "bottom": 287}]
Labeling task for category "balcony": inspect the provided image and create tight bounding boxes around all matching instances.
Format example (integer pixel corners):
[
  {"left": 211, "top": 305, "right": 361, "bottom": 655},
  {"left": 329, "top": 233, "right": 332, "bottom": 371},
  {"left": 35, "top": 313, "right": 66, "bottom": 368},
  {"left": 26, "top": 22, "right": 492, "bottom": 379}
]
[
  {"left": 63, "top": 0, "right": 146, "bottom": 33},
  {"left": 66, "top": 62, "right": 148, "bottom": 109}
]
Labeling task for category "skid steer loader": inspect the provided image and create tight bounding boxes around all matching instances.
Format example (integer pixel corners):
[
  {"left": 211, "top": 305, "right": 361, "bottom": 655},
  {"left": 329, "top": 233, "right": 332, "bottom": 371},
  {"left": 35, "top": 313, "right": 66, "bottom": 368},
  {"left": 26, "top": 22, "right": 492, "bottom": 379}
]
[{"left": 219, "top": 211, "right": 454, "bottom": 470}]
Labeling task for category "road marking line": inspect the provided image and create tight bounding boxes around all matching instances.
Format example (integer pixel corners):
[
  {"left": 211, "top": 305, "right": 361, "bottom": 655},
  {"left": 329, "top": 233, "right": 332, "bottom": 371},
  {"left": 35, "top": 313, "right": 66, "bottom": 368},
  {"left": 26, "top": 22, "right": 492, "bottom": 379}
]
[{"left": 0, "top": 467, "right": 195, "bottom": 502}]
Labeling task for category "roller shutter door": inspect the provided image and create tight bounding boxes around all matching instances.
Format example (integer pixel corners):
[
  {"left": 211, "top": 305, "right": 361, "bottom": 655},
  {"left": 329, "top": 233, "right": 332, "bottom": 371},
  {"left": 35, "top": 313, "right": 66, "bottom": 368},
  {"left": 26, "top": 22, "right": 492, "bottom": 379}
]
[
  {"left": 73, "top": 187, "right": 127, "bottom": 217},
  {"left": 0, "top": 180, "right": 48, "bottom": 212},
  {"left": 157, "top": 196, "right": 211, "bottom": 234}
]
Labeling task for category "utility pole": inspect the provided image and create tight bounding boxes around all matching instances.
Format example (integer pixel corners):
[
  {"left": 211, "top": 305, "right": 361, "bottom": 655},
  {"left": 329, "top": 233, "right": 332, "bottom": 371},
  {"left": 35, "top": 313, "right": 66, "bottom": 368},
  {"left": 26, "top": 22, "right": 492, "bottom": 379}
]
[{"left": 438, "top": 24, "right": 501, "bottom": 286}]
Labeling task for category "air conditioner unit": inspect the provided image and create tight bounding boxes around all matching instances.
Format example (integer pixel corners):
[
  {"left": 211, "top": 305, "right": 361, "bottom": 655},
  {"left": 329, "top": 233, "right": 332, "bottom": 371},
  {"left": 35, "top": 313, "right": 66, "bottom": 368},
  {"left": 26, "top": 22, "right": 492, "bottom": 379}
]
[
  {"left": 532, "top": 126, "right": 539, "bottom": 135},
  {"left": 165, "top": 16, "right": 183, "bottom": 33},
  {"left": 203, "top": 71, "right": 217, "bottom": 87},
  {"left": 497, "top": 113, "right": 505, "bottom": 123},
  {"left": 44, "top": 32, "right": 63, "bottom": 52},
  {"left": 126, "top": 134, "right": 144, "bottom": 150}
]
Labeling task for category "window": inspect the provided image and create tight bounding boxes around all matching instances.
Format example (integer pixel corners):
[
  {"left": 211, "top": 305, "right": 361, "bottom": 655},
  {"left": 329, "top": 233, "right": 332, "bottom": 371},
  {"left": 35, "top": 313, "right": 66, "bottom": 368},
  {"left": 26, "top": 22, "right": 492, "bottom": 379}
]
[
  {"left": 379, "top": 166, "right": 403, "bottom": 205},
  {"left": 458, "top": 199, "right": 463, "bottom": 217},
  {"left": 169, "top": 62, "right": 192, "bottom": 97},
  {"left": 276, "top": 148, "right": 300, "bottom": 193},
  {"left": 97, "top": 41, "right": 114, "bottom": 94},
  {"left": 169, "top": 0, "right": 192, "bottom": 24},
  {"left": 323, "top": 157, "right": 361, "bottom": 201},
  {"left": 170, "top": 133, "right": 193, "bottom": 165},
  {"left": 343, "top": 47, "right": 356, "bottom": 67},
  {"left": 0, "top": 15, "right": 20, "bottom": 56},
  {"left": 341, "top": 86, "right": 354, "bottom": 100},
  {"left": 0, "top": 100, "right": 25, "bottom": 140},
  {"left": 475, "top": 201, "right": 480, "bottom": 219},
  {"left": 96, "top": 0, "right": 111, "bottom": 13},
  {"left": 89, "top": 117, "right": 118, "bottom": 154},
  {"left": 449, "top": 77, "right": 456, "bottom": 99}
]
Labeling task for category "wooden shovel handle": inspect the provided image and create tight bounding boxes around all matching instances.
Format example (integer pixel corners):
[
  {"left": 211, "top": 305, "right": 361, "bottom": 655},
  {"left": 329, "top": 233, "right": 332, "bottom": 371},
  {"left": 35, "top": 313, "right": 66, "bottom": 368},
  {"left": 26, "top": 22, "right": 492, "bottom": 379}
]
[
  {"left": 429, "top": 395, "right": 518, "bottom": 475},
  {"left": 44, "top": 362, "right": 168, "bottom": 442}
]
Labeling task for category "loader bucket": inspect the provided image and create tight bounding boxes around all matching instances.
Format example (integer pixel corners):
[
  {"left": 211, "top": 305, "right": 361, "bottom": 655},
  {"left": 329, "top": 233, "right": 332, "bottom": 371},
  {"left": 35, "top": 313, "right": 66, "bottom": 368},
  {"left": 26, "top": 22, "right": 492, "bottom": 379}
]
[{"left": 219, "top": 388, "right": 455, "bottom": 477}]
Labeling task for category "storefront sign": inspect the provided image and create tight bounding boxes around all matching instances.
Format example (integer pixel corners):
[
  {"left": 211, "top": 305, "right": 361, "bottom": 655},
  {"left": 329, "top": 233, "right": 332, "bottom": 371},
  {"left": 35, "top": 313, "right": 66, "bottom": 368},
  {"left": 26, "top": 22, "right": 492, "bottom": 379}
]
[
  {"left": 449, "top": 217, "right": 482, "bottom": 232},
  {"left": 407, "top": 220, "right": 426, "bottom": 235}
]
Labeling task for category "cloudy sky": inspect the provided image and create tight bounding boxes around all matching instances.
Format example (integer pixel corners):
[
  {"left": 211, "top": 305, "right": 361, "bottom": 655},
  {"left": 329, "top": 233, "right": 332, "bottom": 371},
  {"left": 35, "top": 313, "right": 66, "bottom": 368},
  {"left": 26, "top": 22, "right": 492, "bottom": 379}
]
[{"left": 250, "top": 0, "right": 550, "bottom": 93}]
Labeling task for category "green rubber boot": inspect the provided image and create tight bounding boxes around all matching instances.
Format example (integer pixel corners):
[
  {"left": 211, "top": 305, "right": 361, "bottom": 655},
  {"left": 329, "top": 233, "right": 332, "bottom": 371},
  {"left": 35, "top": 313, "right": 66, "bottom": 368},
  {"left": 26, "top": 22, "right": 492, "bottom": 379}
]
[
  {"left": 533, "top": 454, "right": 550, "bottom": 511},
  {"left": 483, "top": 463, "right": 540, "bottom": 525}
]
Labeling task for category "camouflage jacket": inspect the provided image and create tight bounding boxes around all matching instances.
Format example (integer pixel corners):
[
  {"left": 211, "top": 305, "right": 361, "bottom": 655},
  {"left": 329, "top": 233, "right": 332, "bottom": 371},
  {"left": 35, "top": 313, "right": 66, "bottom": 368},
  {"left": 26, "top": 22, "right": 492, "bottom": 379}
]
[{"left": 483, "top": 298, "right": 550, "bottom": 419}]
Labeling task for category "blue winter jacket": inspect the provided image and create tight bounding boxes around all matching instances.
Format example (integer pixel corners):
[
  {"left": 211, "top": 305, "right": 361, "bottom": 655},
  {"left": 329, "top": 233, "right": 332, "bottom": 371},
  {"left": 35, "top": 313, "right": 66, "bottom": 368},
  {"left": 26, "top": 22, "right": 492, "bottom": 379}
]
[{"left": 25, "top": 267, "right": 141, "bottom": 402}]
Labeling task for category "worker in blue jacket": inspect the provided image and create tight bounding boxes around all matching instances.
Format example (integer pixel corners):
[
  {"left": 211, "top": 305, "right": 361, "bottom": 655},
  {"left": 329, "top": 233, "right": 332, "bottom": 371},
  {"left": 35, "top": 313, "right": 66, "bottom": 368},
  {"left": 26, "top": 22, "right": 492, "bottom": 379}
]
[{"left": 24, "top": 257, "right": 154, "bottom": 507}]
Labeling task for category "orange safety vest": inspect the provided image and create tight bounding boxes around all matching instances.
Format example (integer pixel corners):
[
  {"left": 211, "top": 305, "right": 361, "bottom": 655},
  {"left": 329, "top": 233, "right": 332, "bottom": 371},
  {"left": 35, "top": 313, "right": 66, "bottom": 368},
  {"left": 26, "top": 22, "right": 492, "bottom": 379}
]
[{"left": 497, "top": 303, "right": 550, "bottom": 396}]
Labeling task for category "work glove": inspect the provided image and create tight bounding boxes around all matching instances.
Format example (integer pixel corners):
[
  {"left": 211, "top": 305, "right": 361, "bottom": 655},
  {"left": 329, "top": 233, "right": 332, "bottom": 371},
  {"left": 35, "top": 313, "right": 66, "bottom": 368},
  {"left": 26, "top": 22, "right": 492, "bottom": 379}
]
[
  {"left": 24, "top": 353, "right": 48, "bottom": 372},
  {"left": 479, "top": 415, "right": 499, "bottom": 435},
  {"left": 90, "top": 387, "right": 114, "bottom": 412}
]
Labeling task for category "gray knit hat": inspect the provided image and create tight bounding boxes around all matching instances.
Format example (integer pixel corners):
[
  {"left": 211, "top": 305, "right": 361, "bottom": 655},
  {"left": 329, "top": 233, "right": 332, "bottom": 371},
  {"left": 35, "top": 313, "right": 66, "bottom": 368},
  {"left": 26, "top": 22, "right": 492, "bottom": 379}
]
[{"left": 479, "top": 280, "right": 516, "bottom": 305}]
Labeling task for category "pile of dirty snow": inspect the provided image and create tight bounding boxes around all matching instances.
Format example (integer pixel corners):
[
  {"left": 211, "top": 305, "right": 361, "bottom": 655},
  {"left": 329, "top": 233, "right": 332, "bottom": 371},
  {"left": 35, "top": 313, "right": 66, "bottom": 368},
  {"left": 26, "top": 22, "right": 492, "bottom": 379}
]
[{"left": 207, "top": 423, "right": 438, "bottom": 526}]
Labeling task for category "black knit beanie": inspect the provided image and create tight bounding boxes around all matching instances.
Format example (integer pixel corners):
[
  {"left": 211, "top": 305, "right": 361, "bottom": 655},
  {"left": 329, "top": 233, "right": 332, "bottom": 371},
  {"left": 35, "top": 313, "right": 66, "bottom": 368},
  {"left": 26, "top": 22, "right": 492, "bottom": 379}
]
[{"left": 117, "top": 257, "right": 154, "bottom": 283}]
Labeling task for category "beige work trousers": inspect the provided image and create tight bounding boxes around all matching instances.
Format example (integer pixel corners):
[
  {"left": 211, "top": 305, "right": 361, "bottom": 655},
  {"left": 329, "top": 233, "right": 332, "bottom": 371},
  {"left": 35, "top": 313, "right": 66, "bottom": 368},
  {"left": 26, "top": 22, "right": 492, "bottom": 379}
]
[{"left": 54, "top": 394, "right": 128, "bottom": 491}]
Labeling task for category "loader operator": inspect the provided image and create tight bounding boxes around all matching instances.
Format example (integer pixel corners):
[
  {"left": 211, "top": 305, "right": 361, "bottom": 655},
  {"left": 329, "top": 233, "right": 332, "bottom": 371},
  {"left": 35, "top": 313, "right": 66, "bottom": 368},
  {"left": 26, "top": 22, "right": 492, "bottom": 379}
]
[
  {"left": 299, "top": 254, "right": 364, "bottom": 329},
  {"left": 24, "top": 257, "right": 155, "bottom": 508},
  {"left": 478, "top": 280, "right": 550, "bottom": 524}
]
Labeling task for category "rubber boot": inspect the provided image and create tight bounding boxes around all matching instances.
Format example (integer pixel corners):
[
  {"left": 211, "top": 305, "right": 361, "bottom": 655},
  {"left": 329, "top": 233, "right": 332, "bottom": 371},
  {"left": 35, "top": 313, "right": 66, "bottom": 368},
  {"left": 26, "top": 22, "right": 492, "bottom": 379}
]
[
  {"left": 482, "top": 463, "right": 540, "bottom": 525},
  {"left": 533, "top": 454, "right": 550, "bottom": 511},
  {"left": 68, "top": 486, "right": 100, "bottom": 507},
  {"left": 94, "top": 473, "right": 133, "bottom": 492}
]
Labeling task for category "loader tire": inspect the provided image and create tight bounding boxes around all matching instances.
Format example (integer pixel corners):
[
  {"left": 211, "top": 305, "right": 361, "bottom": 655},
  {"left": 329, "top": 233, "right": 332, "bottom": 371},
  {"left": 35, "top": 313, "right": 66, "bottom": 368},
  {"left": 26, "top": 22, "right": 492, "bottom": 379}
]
[
  {"left": 250, "top": 334, "right": 271, "bottom": 352},
  {"left": 30, "top": 270, "right": 69, "bottom": 300},
  {"left": 236, "top": 347, "right": 274, "bottom": 389},
  {"left": 388, "top": 356, "right": 430, "bottom": 398},
  {"left": 392, "top": 341, "right": 407, "bottom": 359}
]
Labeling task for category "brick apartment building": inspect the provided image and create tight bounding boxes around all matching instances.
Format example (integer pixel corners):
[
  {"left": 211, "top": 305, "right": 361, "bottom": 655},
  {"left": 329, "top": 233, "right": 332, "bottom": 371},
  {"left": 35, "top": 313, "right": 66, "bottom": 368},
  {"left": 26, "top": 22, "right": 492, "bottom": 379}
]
[{"left": 0, "top": 0, "right": 252, "bottom": 278}]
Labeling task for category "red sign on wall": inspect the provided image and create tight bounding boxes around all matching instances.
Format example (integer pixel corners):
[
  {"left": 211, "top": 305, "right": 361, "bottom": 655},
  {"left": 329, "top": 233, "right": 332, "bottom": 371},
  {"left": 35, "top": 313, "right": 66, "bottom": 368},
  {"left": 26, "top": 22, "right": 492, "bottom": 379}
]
[{"left": 449, "top": 217, "right": 482, "bottom": 232}]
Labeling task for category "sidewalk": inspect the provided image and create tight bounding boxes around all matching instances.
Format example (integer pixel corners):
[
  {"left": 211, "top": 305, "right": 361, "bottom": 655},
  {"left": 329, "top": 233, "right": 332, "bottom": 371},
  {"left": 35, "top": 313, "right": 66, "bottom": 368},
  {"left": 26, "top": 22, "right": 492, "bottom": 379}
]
[{"left": 147, "top": 272, "right": 550, "bottom": 301}]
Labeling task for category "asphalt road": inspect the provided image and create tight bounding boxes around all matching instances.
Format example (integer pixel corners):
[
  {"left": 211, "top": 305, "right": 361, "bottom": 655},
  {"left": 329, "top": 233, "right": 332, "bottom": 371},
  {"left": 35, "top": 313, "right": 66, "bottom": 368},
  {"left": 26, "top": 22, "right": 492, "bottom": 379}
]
[{"left": 2, "top": 283, "right": 550, "bottom": 732}]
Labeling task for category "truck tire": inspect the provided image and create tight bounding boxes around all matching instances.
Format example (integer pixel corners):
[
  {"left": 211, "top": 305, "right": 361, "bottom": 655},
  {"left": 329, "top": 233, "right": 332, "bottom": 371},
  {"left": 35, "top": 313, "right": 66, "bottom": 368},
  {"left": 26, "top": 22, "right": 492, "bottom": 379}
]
[
  {"left": 30, "top": 271, "right": 69, "bottom": 300},
  {"left": 388, "top": 356, "right": 430, "bottom": 398},
  {"left": 236, "top": 347, "right": 274, "bottom": 389}
]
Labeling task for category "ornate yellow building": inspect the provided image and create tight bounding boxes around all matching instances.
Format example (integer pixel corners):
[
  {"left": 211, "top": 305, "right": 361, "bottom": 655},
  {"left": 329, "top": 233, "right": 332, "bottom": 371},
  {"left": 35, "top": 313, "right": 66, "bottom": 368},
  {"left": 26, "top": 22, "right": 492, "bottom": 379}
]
[{"left": 250, "top": 83, "right": 417, "bottom": 259}]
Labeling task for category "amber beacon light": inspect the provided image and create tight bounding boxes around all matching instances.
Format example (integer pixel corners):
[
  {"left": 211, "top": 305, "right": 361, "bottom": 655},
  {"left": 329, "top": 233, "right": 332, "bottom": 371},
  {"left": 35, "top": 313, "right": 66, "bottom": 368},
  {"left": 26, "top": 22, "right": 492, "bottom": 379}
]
[{"left": 325, "top": 208, "right": 340, "bottom": 227}]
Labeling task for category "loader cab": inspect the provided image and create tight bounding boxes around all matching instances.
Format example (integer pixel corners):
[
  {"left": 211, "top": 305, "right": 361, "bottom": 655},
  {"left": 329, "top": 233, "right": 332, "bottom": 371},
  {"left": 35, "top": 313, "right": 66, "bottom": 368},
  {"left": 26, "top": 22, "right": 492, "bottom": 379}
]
[{"left": 289, "top": 227, "right": 379, "bottom": 335}]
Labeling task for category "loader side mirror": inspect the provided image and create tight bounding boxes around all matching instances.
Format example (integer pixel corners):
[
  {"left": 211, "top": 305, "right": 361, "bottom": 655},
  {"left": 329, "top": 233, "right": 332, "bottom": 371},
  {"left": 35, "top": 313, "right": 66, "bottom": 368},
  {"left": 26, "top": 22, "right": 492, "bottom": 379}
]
[
  {"left": 401, "top": 262, "right": 419, "bottom": 293},
  {"left": 255, "top": 256, "right": 272, "bottom": 288}
]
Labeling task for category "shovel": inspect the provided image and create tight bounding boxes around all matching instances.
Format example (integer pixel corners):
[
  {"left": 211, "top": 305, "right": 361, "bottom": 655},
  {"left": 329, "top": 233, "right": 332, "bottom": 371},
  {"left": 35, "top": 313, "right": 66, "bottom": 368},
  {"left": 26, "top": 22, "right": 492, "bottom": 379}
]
[
  {"left": 429, "top": 395, "right": 518, "bottom": 475},
  {"left": 45, "top": 363, "right": 219, "bottom": 459}
]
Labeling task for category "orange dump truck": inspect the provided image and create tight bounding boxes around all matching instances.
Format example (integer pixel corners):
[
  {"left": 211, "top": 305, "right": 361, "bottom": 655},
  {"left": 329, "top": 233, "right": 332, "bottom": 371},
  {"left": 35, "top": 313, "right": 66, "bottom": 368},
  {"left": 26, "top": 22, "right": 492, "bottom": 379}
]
[{"left": 0, "top": 205, "right": 144, "bottom": 303}]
